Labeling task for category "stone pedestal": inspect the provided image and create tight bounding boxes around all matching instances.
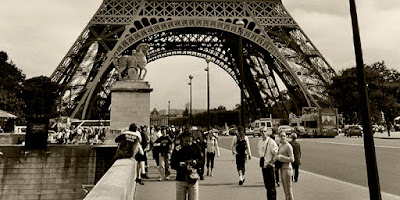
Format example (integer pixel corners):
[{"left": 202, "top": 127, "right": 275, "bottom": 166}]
[{"left": 109, "top": 81, "right": 153, "bottom": 129}]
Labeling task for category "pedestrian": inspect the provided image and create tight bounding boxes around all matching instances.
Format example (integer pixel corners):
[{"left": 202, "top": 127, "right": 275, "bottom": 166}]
[
  {"left": 151, "top": 126, "right": 162, "bottom": 169},
  {"left": 140, "top": 126, "right": 150, "bottom": 179},
  {"left": 231, "top": 126, "right": 252, "bottom": 185},
  {"left": 205, "top": 131, "right": 220, "bottom": 177},
  {"left": 171, "top": 131, "right": 203, "bottom": 200},
  {"left": 113, "top": 123, "right": 142, "bottom": 162},
  {"left": 275, "top": 132, "right": 295, "bottom": 200},
  {"left": 193, "top": 130, "right": 207, "bottom": 180},
  {"left": 271, "top": 133, "right": 280, "bottom": 187},
  {"left": 258, "top": 127, "right": 278, "bottom": 200},
  {"left": 155, "top": 128, "right": 173, "bottom": 181},
  {"left": 289, "top": 133, "right": 301, "bottom": 182},
  {"left": 129, "top": 124, "right": 147, "bottom": 185}
]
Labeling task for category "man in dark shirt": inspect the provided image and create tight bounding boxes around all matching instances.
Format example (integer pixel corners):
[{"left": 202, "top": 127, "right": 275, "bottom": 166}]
[
  {"left": 289, "top": 133, "right": 301, "bottom": 182},
  {"left": 155, "top": 128, "right": 173, "bottom": 180},
  {"left": 171, "top": 131, "right": 203, "bottom": 200}
]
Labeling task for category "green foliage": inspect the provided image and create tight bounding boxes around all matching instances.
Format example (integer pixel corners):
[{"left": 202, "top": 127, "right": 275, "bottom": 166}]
[
  {"left": 327, "top": 61, "right": 400, "bottom": 124},
  {"left": 0, "top": 51, "right": 25, "bottom": 117},
  {"left": 22, "top": 76, "right": 60, "bottom": 118}
]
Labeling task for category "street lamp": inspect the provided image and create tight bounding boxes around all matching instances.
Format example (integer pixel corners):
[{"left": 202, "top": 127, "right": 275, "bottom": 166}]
[
  {"left": 236, "top": 20, "right": 246, "bottom": 128},
  {"left": 168, "top": 100, "right": 170, "bottom": 127},
  {"left": 380, "top": 72, "right": 390, "bottom": 137},
  {"left": 189, "top": 75, "right": 193, "bottom": 127},
  {"left": 205, "top": 58, "right": 211, "bottom": 132}
]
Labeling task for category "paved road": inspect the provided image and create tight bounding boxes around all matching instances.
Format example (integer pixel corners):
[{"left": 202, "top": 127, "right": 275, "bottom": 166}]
[{"left": 218, "top": 133, "right": 400, "bottom": 196}]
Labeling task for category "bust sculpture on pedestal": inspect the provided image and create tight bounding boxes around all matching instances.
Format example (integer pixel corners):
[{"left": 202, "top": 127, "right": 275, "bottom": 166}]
[{"left": 113, "top": 43, "right": 149, "bottom": 81}]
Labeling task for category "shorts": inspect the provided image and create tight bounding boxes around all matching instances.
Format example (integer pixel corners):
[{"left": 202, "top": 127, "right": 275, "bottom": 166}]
[{"left": 135, "top": 153, "right": 146, "bottom": 162}]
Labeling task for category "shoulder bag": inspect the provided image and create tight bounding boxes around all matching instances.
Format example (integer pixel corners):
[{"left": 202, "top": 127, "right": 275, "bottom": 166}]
[{"left": 259, "top": 139, "right": 269, "bottom": 167}]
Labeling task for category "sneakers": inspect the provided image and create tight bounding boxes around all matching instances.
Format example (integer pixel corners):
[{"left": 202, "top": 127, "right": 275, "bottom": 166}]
[
  {"left": 239, "top": 180, "right": 243, "bottom": 185},
  {"left": 135, "top": 178, "right": 144, "bottom": 185},
  {"left": 210, "top": 172, "right": 213, "bottom": 177},
  {"left": 165, "top": 175, "right": 170, "bottom": 180},
  {"left": 158, "top": 177, "right": 162, "bottom": 181},
  {"left": 276, "top": 182, "right": 280, "bottom": 187}
]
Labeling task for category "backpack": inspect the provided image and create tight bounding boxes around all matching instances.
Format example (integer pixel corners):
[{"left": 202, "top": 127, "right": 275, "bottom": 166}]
[{"left": 235, "top": 137, "right": 247, "bottom": 154}]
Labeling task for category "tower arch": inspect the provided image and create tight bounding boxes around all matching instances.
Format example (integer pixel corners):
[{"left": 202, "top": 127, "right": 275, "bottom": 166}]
[{"left": 51, "top": 0, "right": 336, "bottom": 120}]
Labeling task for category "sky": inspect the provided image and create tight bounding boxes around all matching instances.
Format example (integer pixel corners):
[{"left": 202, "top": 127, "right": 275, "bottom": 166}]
[{"left": 1, "top": 0, "right": 399, "bottom": 112}]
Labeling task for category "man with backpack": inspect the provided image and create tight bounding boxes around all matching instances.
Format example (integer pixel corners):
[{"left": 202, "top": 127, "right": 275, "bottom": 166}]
[{"left": 231, "top": 126, "right": 252, "bottom": 185}]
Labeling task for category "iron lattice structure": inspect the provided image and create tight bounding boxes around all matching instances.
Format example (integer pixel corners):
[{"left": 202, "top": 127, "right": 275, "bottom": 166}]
[{"left": 51, "top": 0, "right": 336, "bottom": 120}]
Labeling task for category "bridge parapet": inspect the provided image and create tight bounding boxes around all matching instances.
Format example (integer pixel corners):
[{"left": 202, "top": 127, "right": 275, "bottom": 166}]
[{"left": 84, "top": 158, "right": 137, "bottom": 200}]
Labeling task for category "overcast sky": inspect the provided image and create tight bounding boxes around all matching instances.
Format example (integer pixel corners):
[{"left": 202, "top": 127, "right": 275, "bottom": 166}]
[{"left": 1, "top": 0, "right": 399, "bottom": 111}]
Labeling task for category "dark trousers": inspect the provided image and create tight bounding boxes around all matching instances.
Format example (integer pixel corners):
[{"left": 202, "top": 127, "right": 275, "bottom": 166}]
[
  {"left": 292, "top": 163, "right": 300, "bottom": 182},
  {"left": 206, "top": 152, "right": 215, "bottom": 169},
  {"left": 236, "top": 154, "right": 246, "bottom": 174},
  {"left": 262, "top": 166, "right": 277, "bottom": 200},
  {"left": 275, "top": 167, "right": 279, "bottom": 183}
]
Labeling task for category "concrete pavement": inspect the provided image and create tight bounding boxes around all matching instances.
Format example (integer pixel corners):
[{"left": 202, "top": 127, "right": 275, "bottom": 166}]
[
  {"left": 373, "top": 130, "right": 400, "bottom": 139},
  {"left": 134, "top": 148, "right": 400, "bottom": 200}
]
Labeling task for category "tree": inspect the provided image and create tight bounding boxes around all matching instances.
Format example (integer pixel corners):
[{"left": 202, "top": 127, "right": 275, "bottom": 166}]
[
  {"left": 22, "top": 76, "right": 60, "bottom": 118},
  {"left": 0, "top": 51, "right": 25, "bottom": 117},
  {"left": 327, "top": 61, "right": 400, "bottom": 124}
]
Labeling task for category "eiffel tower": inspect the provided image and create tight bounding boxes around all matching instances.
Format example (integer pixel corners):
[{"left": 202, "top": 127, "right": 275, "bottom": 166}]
[{"left": 51, "top": 0, "right": 336, "bottom": 120}]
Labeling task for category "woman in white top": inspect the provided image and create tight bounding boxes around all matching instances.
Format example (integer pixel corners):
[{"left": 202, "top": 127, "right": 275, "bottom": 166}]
[{"left": 206, "top": 131, "right": 220, "bottom": 176}]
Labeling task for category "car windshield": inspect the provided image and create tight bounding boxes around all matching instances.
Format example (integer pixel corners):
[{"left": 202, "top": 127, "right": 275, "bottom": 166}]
[{"left": 350, "top": 126, "right": 361, "bottom": 129}]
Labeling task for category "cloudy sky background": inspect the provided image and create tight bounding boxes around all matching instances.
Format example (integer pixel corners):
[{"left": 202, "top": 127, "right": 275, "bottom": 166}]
[{"left": 1, "top": 0, "right": 399, "bottom": 111}]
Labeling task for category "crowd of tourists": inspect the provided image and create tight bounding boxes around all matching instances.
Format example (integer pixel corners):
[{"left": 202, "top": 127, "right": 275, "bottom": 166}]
[
  {"left": 113, "top": 123, "right": 301, "bottom": 200},
  {"left": 48, "top": 126, "right": 107, "bottom": 145}
]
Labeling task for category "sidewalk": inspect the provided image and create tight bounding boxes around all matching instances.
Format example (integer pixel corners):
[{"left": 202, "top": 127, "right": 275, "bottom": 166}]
[
  {"left": 134, "top": 148, "right": 400, "bottom": 200},
  {"left": 373, "top": 130, "right": 400, "bottom": 139}
]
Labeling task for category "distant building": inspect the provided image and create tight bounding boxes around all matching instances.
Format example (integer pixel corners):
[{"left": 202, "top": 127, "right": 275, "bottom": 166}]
[
  {"left": 150, "top": 109, "right": 168, "bottom": 127},
  {"left": 151, "top": 108, "right": 185, "bottom": 127}
]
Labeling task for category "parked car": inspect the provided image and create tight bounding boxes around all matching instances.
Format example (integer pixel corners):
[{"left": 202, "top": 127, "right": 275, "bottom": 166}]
[
  {"left": 277, "top": 125, "right": 293, "bottom": 135},
  {"left": 245, "top": 128, "right": 254, "bottom": 136},
  {"left": 293, "top": 126, "right": 305, "bottom": 135},
  {"left": 346, "top": 125, "right": 363, "bottom": 137},
  {"left": 372, "top": 125, "right": 383, "bottom": 133},
  {"left": 342, "top": 125, "right": 351, "bottom": 136}
]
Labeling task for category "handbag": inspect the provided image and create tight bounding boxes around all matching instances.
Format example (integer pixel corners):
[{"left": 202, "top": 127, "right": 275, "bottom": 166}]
[
  {"left": 259, "top": 139, "right": 269, "bottom": 168},
  {"left": 187, "top": 167, "right": 200, "bottom": 184},
  {"left": 274, "top": 160, "right": 283, "bottom": 169}
]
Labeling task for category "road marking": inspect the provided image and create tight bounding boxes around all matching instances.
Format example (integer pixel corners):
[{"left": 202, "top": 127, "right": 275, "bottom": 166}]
[{"left": 302, "top": 141, "right": 400, "bottom": 149}]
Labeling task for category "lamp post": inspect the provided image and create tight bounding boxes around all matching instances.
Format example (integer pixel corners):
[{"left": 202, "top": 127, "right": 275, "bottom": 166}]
[
  {"left": 380, "top": 72, "right": 390, "bottom": 137},
  {"left": 205, "top": 58, "right": 211, "bottom": 132},
  {"left": 168, "top": 100, "right": 170, "bottom": 127},
  {"left": 189, "top": 75, "right": 193, "bottom": 127},
  {"left": 236, "top": 20, "right": 245, "bottom": 128}
]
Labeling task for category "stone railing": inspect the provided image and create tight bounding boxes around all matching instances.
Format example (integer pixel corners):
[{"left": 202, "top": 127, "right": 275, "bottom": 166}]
[{"left": 83, "top": 158, "right": 137, "bottom": 200}]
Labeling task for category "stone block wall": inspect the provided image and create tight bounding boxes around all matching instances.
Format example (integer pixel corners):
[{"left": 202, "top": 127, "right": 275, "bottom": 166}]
[
  {"left": 110, "top": 81, "right": 152, "bottom": 130},
  {"left": 0, "top": 145, "right": 98, "bottom": 200}
]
